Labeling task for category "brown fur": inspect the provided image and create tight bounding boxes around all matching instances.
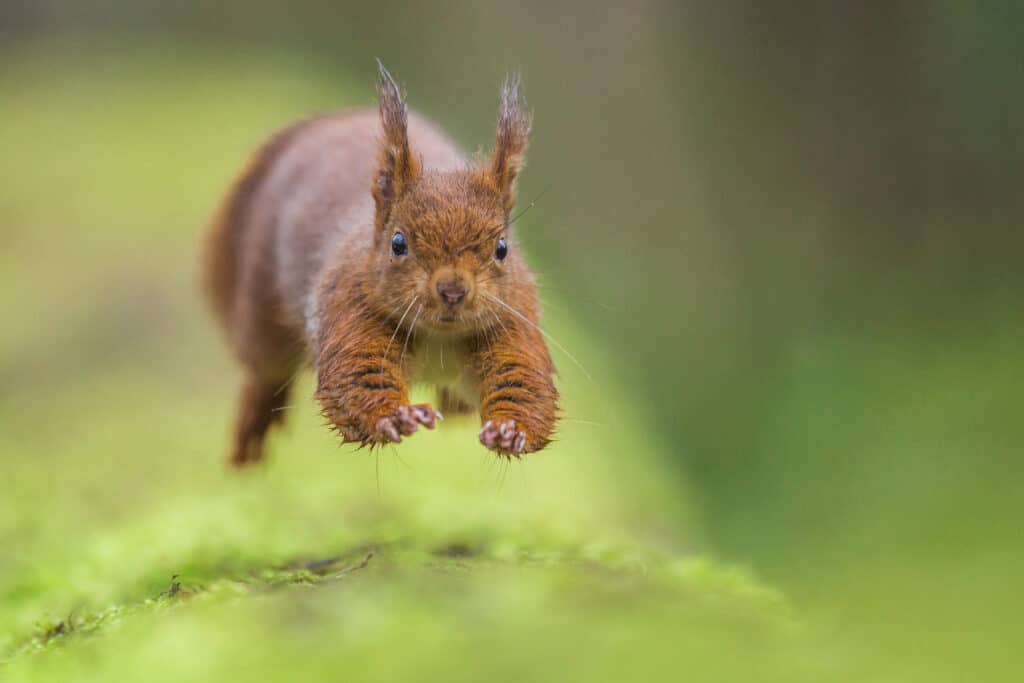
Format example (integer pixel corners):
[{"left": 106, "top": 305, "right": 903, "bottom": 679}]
[{"left": 202, "top": 63, "right": 558, "bottom": 466}]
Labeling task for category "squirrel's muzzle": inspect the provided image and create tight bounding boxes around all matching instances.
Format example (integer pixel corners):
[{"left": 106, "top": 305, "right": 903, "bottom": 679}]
[{"left": 436, "top": 279, "right": 467, "bottom": 305}]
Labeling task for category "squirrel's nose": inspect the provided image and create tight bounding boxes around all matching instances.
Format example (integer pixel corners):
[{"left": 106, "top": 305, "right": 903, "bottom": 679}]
[{"left": 436, "top": 280, "right": 467, "bottom": 305}]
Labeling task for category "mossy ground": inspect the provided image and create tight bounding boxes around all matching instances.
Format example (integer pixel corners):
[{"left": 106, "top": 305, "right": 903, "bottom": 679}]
[{"left": 0, "top": 336, "right": 811, "bottom": 680}]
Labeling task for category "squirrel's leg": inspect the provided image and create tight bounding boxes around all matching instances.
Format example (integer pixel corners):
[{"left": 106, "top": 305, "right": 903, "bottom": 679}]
[
  {"left": 473, "top": 323, "right": 559, "bottom": 457},
  {"left": 230, "top": 375, "right": 292, "bottom": 466},
  {"left": 315, "top": 314, "right": 440, "bottom": 447}
]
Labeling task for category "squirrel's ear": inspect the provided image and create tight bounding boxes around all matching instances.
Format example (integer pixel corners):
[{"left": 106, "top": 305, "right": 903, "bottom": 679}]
[
  {"left": 488, "top": 74, "right": 532, "bottom": 212},
  {"left": 373, "top": 60, "right": 421, "bottom": 223}
]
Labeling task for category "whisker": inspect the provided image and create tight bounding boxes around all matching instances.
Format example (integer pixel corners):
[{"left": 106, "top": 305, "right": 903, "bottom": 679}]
[
  {"left": 273, "top": 368, "right": 302, "bottom": 398},
  {"left": 483, "top": 292, "right": 593, "bottom": 383},
  {"left": 480, "top": 449, "right": 499, "bottom": 486},
  {"left": 478, "top": 188, "right": 549, "bottom": 236},
  {"left": 536, "top": 296, "right": 564, "bottom": 313},
  {"left": 562, "top": 418, "right": 606, "bottom": 427},
  {"left": 497, "top": 455, "right": 511, "bottom": 492},
  {"left": 475, "top": 309, "right": 495, "bottom": 355},
  {"left": 390, "top": 443, "right": 412, "bottom": 471},
  {"left": 385, "top": 296, "right": 414, "bottom": 320},
  {"left": 479, "top": 302, "right": 507, "bottom": 345},
  {"left": 401, "top": 304, "right": 423, "bottom": 370},
  {"left": 382, "top": 295, "right": 418, "bottom": 384},
  {"left": 508, "top": 188, "right": 548, "bottom": 225},
  {"left": 487, "top": 303, "right": 511, "bottom": 338},
  {"left": 455, "top": 194, "right": 546, "bottom": 253}
]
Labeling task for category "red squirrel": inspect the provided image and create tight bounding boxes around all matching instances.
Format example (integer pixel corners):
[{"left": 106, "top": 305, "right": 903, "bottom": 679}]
[{"left": 202, "top": 62, "right": 559, "bottom": 466}]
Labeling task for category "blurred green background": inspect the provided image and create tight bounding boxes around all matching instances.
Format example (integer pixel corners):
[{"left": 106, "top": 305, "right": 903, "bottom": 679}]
[{"left": 1, "top": 2, "right": 1021, "bottom": 680}]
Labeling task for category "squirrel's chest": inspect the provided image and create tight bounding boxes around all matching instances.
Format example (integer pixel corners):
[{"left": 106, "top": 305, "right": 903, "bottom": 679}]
[{"left": 410, "top": 338, "right": 478, "bottom": 404}]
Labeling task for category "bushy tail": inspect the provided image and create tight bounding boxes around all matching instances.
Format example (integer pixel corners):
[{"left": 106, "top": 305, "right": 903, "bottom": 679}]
[{"left": 200, "top": 117, "right": 320, "bottom": 328}]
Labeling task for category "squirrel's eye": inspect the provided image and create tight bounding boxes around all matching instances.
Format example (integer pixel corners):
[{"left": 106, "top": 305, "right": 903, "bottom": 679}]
[
  {"left": 495, "top": 238, "right": 508, "bottom": 261},
  {"left": 391, "top": 232, "right": 408, "bottom": 257}
]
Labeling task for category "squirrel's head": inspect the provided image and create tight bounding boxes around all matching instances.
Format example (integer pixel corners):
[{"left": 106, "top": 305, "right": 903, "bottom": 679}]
[{"left": 368, "top": 61, "right": 533, "bottom": 335}]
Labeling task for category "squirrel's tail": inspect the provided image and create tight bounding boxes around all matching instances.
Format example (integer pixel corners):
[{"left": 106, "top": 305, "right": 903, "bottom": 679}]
[{"left": 200, "top": 117, "right": 319, "bottom": 330}]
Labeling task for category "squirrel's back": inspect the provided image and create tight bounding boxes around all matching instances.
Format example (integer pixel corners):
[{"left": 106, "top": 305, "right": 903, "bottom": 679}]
[{"left": 202, "top": 109, "right": 465, "bottom": 355}]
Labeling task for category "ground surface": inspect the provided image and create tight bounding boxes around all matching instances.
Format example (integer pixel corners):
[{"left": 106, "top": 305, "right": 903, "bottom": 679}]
[{"left": 1, "top": 365, "right": 815, "bottom": 680}]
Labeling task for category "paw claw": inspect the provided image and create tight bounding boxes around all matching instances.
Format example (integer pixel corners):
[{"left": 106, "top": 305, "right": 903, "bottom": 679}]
[
  {"left": 375, "top": 404, "right": 440, "bottom": 444},
  {"left": 409, "top": 404, "right": 438, "bottom": 429},
  {"left": 394, "top": 406, "right": 419, "bottom": 435},
  {"left": 377, "top": 419, "right": 402, "bottom": 443},
  {"left": 479, "top": 418, "right": 530, "bottom": 457},
  {"left": 479, "top": 420, "right": 498, "bottom": 448}
]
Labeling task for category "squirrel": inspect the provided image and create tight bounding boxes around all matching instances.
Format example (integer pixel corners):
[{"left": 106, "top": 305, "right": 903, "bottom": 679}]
[{"left": 202, "top": 62, "right": 559, "bottom": 466}]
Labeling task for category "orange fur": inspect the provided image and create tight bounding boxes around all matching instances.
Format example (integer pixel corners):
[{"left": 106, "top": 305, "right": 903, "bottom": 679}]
[{"left": 202, "top": 63, "right": 558, "bottom": 465}]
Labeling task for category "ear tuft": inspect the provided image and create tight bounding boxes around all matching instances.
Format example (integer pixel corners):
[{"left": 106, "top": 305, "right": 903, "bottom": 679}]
[
  {"left": 490, "top": 74, "right": 532, "bottom": 212},
  {"left": 373, "top": 60, "right": 420, "bottom": 227}
]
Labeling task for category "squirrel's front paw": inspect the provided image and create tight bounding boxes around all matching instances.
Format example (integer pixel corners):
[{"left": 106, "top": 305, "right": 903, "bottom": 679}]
[
  {"left": 375, "top": 404, "right": 442, "bottom": 444},
  {"left": 479, "top": 419, "right": 529, "bottom": 457}
]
